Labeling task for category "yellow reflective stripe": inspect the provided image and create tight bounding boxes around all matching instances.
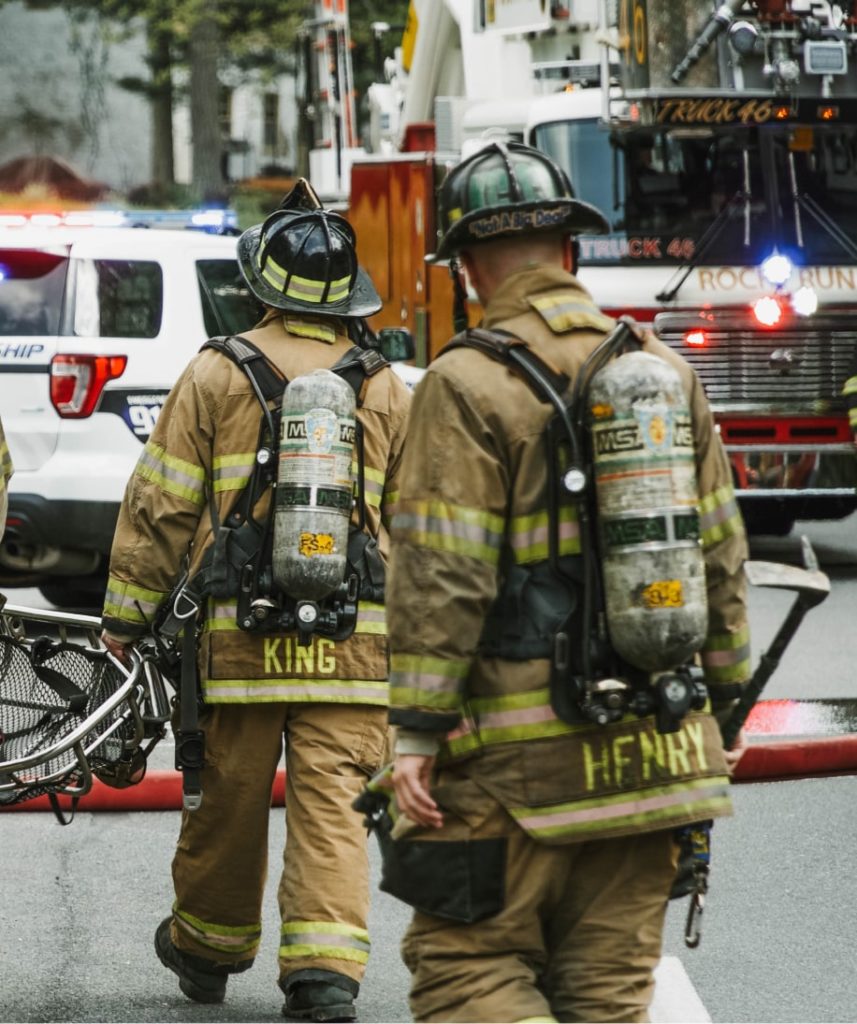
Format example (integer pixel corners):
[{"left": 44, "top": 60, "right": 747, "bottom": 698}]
[
  {"left": 285, "top": 318, "right": 337, "bottom": 343},
  {"left": 174, "top": 906, "right": 261, "bottom": 955},
  {"left": 136, "top": 441, "right": 206, "bottom": 505},
  {"left": 445, "top": 691, "right": 631, "bottom": 754},
  {"left": 203, "top": 678, "right": 388, "bottom": 704},
  {"left": 393, "top": 499, "right": 504, "bottom": 565},
  {"left": 260, "top": 252, "right": 351, "bottom": 304},
  {"left": 528, "top": 293, "right": 615, "bottom": 334},
  {"left": 103, "top": 577, "right": 167, "bottom": 624},
  {"left": 842, "top": 375, "right": 857, "bottom": 397},
  {"left": 212, "top": 452, "right": 255, "bottom": 493},
  {"left": 355, "top": 602, "right": 386, "bottom": 635},
  {"left": 698, "top": 484, "right": 743, "bottom": 547},
  {"left": 509, "top": 777, "right": 731, "bottom": 839},
  {"left": 510, "top": 506, "right": 580, "bottom": 563},
  {"left": 281, "top": 920, "right": 369, "bottom": 943},
  {"left": 390, "top": 653, "right": 468, "bottom": 710},
  {"left": 279, "top": 920, "right": 370, "bottom": 963},
  {"left": 702, "top": 625, "right": 751, "bottom": 683},
  {"left": 473, "top": 689, "right": 576, "bottom": 745},
  {"left": 206, "top": 600, "right": 239, "bottom": 630},
  {"left": 849, "top": 408, "right": 857, "bottom": 427},
  {"left": 356, "top": 462, "right": 385, "bottom": 509}
]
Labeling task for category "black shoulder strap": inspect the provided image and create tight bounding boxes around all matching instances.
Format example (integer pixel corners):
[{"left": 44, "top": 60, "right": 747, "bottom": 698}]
[
  {"left": 202, "top": 335, "right": 388, "bottom": 409},
  {"left": 202, "top": 334, "right": 286, "bottom": 404},
  {"left": 442, "top": 327, "right": 571, "bottom": 405}
]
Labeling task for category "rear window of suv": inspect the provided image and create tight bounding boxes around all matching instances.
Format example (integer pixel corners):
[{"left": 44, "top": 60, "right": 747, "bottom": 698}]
[
  {"left": 0, "top": 248, "right": 68, "bottom": 335},
  {"left": 72, "top": 259, "right": 163, "bottom": 338}
]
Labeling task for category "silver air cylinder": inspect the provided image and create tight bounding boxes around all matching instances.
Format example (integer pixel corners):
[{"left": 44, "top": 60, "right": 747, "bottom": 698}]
[
  {"left": 273, "top": 368, "right": 356, "bottom": 600},
  {"left": 588, "top": 350, "right": 708, "bottom": 672}
]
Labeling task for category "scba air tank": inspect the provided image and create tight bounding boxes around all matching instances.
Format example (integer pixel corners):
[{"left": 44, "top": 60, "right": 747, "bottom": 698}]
[
  {"left": 587, "top": 351, "right": 708, "bottom": 672},
  {"left": 273, "top": 368, "right": 356, "bottom": 601}
]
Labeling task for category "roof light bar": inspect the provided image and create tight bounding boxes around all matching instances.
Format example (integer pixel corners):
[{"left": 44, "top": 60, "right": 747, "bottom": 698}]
[{"left": 0, "top": 207, "right": 238, "bottom": 234}]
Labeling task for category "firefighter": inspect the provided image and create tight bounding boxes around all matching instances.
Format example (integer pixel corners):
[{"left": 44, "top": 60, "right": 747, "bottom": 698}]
[
  {"left": 384, "top": 142, "right": 750, "bottom": 1023},
  {"left": 0, "top": 416, "right": 12, "bottom": 539},
  {"left": 100, "top": 181, "right": 410, "bottom": 1022}
]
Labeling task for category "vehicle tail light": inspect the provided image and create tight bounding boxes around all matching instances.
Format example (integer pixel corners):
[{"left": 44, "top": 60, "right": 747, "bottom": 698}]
[
  {"left": 50, "top": 354, "right": 127, "bottom": 418},
  {"left": 684, "top": 329, "right": 708, "bottom": 347}
]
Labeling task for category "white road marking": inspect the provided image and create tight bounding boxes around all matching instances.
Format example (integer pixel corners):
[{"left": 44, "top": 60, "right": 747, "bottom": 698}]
[{"left": 650, "top": 956, "right": 711, "bottom": 1023}]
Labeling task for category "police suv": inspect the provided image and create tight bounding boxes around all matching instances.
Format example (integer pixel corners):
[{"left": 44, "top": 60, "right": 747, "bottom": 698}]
[{"left": 0, "top": 212, "right": 265, "bottom": 608}]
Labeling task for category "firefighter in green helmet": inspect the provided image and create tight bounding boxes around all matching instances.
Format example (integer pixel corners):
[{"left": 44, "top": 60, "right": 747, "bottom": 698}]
[
  {"left": 100, "top": 180, "right": 410, "bottom": 1022},
  {"left": 380, "top": 142, "right": 751, "bottom": 1022}
]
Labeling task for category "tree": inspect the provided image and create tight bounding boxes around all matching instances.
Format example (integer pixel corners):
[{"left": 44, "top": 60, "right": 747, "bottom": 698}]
[{"left": 9, "top": 0, "right": 410, "bottom": 198}]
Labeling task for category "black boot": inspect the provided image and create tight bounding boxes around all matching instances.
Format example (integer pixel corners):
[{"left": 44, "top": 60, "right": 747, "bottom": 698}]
[
  {"left": 280, "top": 970, "right": 358, "bottom": 1022},
  {"left": 154, "top": 917, "right": 252, "bottom": 1004}
]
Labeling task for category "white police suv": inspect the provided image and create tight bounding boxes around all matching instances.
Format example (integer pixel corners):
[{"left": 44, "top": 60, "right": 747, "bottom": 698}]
[
  {"left": 0, "top": 212, "right": 265, "bottom": 607},
  {"left": 0, "top": 211, "right": 419, "bottom": 608}
]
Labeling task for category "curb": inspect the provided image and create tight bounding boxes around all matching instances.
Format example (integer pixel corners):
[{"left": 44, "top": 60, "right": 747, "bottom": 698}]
[
  {"left": 1, "top": 770, "right": 287, "bottom": 814},
  {"left": 4, "top": 733, "right": 857, "bottom": 813},
  {"left": 733, "top": 734, "right": 857, "bottom": 782}
]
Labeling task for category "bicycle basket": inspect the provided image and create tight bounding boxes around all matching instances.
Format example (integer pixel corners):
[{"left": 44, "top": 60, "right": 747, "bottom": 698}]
[{"left": 0, "top": 601, "right": 170, "bottom": 810}]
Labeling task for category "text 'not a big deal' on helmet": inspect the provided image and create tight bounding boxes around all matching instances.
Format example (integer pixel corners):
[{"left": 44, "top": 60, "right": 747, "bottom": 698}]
[
  {"left": 430, "top": 141, "right": 610, "bottom": 262},
  {"left": 238, "top": 178, "right": 382, "bottom": 319}
]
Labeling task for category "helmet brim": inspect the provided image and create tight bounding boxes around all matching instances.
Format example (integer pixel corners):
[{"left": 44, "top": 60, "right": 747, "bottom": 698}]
[
  {"left": 237, "top": 224, "right": 383, "bottom": 319},
  {"left": 427, "top": 197, "right": 611, "bottom": 263}
]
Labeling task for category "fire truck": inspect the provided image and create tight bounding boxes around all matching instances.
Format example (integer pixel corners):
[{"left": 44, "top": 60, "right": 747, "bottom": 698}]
[{"left": 343, "top": 0, "right": 857, "bottom": 534}]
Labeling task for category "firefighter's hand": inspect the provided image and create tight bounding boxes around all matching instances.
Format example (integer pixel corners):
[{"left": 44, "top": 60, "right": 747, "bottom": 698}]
[
  {"left": 724, "top": 726, "right": 748, "bottom": 775},
  {"left": 101, "top": 630, "right": 131, "bottom": 665},
  {"left": 392, "top": 754, "right": 443, "bottom": 829}
]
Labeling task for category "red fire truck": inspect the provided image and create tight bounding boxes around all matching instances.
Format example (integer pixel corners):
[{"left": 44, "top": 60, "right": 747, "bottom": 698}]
[{"left": 341, "top": 1, "right": 857, "bottom": 534}]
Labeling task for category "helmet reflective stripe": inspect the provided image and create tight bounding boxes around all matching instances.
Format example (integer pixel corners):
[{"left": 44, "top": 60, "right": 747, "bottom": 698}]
[{"left": 257, "top": 250, "right": 352, "bottom": 304}]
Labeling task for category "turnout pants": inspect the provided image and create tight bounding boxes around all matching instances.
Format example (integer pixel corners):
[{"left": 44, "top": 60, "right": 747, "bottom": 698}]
[
  {"left": 168, "top": 702, "right": 389, "bottom": 987},
  {"left": 401, "top": 795, "right": 678, "bottom": 1024}
]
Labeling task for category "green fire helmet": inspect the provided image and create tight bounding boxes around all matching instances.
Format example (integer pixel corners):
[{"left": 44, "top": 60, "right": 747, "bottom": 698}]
[
  {"left": 429, "top": 141, "right": 610, "bottom": 262},
  {"left": 238, "top": 178, "right": 382, "bottom": 319}
]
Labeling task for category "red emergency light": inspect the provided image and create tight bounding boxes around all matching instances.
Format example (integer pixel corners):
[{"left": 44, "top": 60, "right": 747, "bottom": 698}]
[
  {"left": 751, "top": 296, "right": 783, "bottom": 327},
  {"left": 684, "top": 329, "right": 708, "bottom": 347}
]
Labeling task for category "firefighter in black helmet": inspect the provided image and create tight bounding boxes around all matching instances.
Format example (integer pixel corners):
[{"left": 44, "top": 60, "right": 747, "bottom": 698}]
[
  {"left": 101, "top": 180, "right": 411, "bottom": 1021},
  {"left": 378, "top": 142, "right": 750, "bottom": 1022}
]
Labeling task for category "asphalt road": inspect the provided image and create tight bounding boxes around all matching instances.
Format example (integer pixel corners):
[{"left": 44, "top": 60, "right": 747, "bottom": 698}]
[{"left": 1, "top": 511, "right": 856, "bottom": 1023}]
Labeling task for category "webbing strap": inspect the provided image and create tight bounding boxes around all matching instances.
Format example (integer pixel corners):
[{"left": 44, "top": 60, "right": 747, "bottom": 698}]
[
  {"left": 202, "top": 334, "right": 388, "bottom": 408},
  {"left": 203, "top": 335, "right": 286, "bottom": 403},
  {"left": 442, "top": 327, "right": 571, "bottom": 403}
]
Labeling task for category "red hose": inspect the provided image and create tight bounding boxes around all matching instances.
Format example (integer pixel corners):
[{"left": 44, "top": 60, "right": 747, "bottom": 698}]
[{"left": 5, "top": 710, "right": 857, "bottom": 813}]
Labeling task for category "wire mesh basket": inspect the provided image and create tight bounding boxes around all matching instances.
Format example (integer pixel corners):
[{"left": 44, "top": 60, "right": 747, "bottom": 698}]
[{"left": 0, "top": 599, "right": 170, "bottom": 812}]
